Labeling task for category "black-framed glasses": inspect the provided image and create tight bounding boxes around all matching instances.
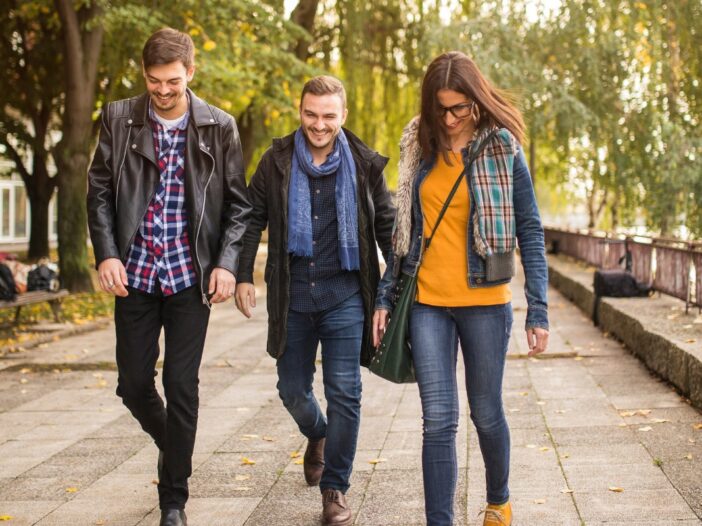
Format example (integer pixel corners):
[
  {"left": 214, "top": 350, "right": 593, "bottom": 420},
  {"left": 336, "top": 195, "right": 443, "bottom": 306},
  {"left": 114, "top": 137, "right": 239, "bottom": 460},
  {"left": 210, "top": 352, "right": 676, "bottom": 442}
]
[{"left": 437, "top": 101, "right": 475, "bottom": 119}]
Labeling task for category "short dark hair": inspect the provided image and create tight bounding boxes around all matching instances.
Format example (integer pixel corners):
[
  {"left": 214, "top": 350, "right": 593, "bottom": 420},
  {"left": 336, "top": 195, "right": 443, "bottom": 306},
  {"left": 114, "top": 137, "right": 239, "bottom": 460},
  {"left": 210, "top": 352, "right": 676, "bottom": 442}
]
[
  {"left": 300, "top": 76, "right": 347, "bottom": 108},
  {"left": 142, "top": 28, "right": 195, "bottom": 70}
]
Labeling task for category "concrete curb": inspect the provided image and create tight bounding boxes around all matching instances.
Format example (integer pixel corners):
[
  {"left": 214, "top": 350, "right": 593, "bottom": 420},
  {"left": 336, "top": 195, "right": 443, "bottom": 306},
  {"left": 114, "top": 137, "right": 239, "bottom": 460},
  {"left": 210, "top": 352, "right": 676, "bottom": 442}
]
[
  {"left": 0, "top": 319, "right": 110, "bottom": 360},
  {"left": 548, "top": 255, "right": 702, "bottom": 409}
]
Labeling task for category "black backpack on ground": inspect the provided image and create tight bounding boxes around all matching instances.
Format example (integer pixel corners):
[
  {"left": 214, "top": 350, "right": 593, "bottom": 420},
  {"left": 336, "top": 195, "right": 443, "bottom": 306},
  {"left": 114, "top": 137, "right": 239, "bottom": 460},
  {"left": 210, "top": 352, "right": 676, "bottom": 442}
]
[
  {"left": 593, "top": 269, "right": 652, "bottom": 298},
  {"left": 0, "top": 263, "right": 17, "bottom": 301}
]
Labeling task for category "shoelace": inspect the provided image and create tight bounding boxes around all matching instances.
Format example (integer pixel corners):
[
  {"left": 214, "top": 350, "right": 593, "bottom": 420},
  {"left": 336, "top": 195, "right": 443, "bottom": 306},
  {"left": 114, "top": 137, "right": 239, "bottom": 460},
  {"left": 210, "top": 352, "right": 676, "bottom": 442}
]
[{"left": 478, "top": 507, "right": 509, "bottom": 526}]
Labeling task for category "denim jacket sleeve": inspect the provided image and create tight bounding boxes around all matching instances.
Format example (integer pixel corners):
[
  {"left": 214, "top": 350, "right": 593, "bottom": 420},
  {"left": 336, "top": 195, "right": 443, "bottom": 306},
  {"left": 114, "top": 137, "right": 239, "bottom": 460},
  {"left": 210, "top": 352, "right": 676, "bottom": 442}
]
[
  {"left": 374, "top": 244, "right": 397, "bottom": 312},
  {"left": 513, "top": 147, "right": 549, "bottom": 330}
]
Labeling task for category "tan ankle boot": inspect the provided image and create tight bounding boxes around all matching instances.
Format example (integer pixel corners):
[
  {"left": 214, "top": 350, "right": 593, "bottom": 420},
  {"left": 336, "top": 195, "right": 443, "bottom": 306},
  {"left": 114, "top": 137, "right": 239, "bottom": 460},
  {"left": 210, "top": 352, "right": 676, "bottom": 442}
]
[
  {"left": 321, "top": 488, "right": 351, "bottom": 526},
  {"left": 303, "top": 437, "right": 325, "bottom": 486}
]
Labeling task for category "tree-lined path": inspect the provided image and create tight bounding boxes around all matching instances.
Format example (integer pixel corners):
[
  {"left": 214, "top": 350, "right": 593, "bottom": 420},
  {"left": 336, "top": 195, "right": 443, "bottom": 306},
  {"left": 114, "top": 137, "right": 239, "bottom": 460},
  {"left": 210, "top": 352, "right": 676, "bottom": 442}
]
[{"left": 0, "top": 266, "right": 701, "bottom": 525}]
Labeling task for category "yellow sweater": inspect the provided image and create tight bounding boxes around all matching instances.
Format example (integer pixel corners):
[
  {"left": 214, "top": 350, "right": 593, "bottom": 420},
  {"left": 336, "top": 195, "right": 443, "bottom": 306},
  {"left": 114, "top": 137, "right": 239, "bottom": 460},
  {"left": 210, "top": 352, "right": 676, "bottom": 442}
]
[{"left": 417, "top": 152, "right": 511, "bottom": 306}]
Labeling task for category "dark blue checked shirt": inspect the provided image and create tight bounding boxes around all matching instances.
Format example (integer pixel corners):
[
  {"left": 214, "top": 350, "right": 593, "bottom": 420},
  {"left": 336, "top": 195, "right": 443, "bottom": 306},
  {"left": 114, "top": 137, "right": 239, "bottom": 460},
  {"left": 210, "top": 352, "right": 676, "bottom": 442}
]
[{"left": 289, "top": 171, "right": 360, "bottom": 313}]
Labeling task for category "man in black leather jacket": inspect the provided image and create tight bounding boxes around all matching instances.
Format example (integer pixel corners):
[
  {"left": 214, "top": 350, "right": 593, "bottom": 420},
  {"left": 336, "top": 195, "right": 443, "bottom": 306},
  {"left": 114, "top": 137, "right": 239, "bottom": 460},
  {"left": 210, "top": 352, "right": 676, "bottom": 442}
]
[
  {"left": 87, "top": 28, "right": 250, "bottom": 526},
  {"left": 234, "top": 76, "right": 394, "bottom": 526}
]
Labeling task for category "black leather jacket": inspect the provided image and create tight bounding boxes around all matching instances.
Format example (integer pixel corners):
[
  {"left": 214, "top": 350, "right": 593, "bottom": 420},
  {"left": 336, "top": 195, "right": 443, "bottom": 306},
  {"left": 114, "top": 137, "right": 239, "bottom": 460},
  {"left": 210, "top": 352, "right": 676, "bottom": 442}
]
[
  {"left": 237, "top": 129, "right": 395, "bottom": 365},
  {"left": 87, "top": 89, "right": 251, "bottom": 303}
]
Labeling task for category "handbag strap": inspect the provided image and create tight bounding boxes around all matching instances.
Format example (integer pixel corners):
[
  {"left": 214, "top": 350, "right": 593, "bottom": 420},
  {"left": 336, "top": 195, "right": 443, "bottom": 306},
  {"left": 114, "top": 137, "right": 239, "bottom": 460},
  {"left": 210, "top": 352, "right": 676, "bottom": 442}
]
[{"left": 423, "top": 128, "right": 499, "bottom": 252}]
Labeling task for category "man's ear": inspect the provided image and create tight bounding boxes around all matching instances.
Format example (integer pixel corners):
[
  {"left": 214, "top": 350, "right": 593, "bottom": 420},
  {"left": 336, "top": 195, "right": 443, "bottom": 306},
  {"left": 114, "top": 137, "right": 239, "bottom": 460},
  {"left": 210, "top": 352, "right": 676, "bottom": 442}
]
[{"left": 186, "top": 65, "right": 195, "bottom": 82}]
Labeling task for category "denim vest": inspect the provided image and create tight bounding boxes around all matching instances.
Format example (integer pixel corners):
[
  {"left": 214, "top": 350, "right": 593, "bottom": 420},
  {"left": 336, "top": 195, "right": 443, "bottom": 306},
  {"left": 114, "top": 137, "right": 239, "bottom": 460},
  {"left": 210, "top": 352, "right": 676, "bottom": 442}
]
[{"left": 375, "top": 146, "right": 549, "bottom": 330}]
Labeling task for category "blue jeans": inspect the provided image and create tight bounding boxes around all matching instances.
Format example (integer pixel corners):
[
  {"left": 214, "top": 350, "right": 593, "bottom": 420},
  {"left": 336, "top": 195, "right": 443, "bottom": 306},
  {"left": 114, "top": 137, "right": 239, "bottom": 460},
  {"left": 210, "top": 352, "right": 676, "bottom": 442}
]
[
  {"left": 277, "top": 291, "right": 364, "bottom": 493},
  {"left": 410, "top": 302, "right": 513, "bottom": 526}
]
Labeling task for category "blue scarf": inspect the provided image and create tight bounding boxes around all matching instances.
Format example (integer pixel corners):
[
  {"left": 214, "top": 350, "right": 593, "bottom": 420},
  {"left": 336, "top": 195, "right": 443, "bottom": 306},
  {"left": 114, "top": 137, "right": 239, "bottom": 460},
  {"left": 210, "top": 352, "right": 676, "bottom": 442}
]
[{"left": 288, "top": 128, "right": 359, "bottom": 270}]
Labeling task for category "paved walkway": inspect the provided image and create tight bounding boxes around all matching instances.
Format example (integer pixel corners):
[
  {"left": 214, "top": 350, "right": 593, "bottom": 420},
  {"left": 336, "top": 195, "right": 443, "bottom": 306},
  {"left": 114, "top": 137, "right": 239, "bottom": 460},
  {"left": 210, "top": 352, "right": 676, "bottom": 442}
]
[{"left": 0, "top": 270, "right": 701, "bottom": 525}]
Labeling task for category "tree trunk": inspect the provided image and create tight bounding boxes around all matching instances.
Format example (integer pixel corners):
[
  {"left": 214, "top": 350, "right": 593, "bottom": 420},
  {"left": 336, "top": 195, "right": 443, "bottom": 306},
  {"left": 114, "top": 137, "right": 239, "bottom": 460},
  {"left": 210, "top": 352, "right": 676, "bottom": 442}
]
[
  {"left": 27, "top": 192, "right": 51, "bottom": 261},
  {"left": 54, "top": 0, "right": 104, "bottom": 292}
]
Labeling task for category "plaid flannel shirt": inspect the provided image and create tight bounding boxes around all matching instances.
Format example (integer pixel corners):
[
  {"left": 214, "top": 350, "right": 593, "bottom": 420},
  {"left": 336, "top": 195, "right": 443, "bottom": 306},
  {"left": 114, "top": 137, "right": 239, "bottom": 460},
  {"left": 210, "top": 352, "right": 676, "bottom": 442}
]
[{"left": 124, "top": 105, "right": 197, "bottom": 296}]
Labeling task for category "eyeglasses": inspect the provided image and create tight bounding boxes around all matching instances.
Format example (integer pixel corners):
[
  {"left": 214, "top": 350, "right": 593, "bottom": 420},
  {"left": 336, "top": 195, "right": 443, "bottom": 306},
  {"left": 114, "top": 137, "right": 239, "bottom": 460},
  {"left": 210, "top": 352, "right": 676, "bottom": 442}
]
[{"left": 437, "top": 101, "right": 475, "bottom": 119}]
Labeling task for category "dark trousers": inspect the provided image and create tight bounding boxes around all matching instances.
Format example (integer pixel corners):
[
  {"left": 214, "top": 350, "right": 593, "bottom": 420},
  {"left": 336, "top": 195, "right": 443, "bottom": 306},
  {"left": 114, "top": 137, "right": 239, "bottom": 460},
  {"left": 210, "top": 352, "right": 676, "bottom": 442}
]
[{"left": 114, "top": 285, "right": 210, "bottom": 510}]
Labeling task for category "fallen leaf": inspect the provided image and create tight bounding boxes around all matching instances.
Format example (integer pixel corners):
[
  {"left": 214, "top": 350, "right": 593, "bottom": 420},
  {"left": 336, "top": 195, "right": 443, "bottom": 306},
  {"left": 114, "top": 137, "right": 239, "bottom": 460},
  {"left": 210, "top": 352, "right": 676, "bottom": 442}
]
[
  {"left": 608, "top": 486, "right": 624, "bottom": 493},
  {"left": 519, "top": 391, "right": 529, "bottom": 397},
  {"left": 689, "top": 438, "right": 697, "bottom": 444},
  {"left": 692, "top": 423, "right": 702, "bottom": 430},
  {"left": 509, "top": 408, "right": 520, "bottom": 413},
  {"left": 19, "top": 378, "right": 28, "bottom": 384},
  {"left": 562, "top": 454, "right": 570, "bottom": 459},
  {"left": 293, "top": 459, "right": 304, "bottom": 465},
  {"left": 618, "top": 423, "right": 627, "bottom": 427},
  {"left": 0, "top": 517, "right": 13, "bottom": 522},
  {"left": 539, "top": 447, "right": 551, "bottom": 452},
  {"left": 560, "top": 488, "right": 574, "bottom": 494},
  {"left": 290, "top": 451, "right": 301, "bottom": 459},
  {"left": 620, "top": 411, "right": 635, "bottom": 417},
  {"left": 526, "top": 444, "right": 537, "bottom": 449},
  {"left": 651, "top": 418, "right": 670, "bottom": 424},
  {"left": 555, "top": 409, "right": 567, "bottom": 414},
  {"left": 19, "top": 367, "right": 30, "bottom": 374},
  {"left": 637, "top": 409, "right": 652, "bottom": 415},
  {"left": 241, "top": 434, "right": 258, "bottom": 439},
  {"left": 240, "top": 457, "right": 256, "bottom": 466},
  {"left": 536, "top": 401, "right": 546, "bottom": 406},
  {"left": 95, "top": 520, "right": 107, "bottom": 525},
  {"left": 684, "top": 454, "right": 693, "bottom": 460},
  {"left": 66, "top": 487, "right": 78, "bottom": 493},
  {"left": 638, "top": 426, "right": 653, "bottom": 432},
  {"left": 685, "top": 339, "right": 697, "bottom": 344},
  {"left": 152, "top": 479, "right": 158, "bottom": 485},
  {"left": 368, "top": 458, "right": 387, "bottom": 465},
  {"left": 262, "top": 436, "right": 275, "bottom": 442},
  {"left": 533, "top": 499, "right": 546, "bottom": 504},
  {"left": 235, "top": 474, "right": 251, "bottom": 481}
]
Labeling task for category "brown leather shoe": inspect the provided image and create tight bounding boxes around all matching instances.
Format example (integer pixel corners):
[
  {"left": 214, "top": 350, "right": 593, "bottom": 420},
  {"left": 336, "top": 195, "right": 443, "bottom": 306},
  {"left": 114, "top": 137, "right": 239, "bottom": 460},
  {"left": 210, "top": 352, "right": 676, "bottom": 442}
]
[
  {"left": 321, "top": 488, "right": 351, "bottom": 526},
  {"left": 303, "top": 437, "right": 325, "bottom": 486}
]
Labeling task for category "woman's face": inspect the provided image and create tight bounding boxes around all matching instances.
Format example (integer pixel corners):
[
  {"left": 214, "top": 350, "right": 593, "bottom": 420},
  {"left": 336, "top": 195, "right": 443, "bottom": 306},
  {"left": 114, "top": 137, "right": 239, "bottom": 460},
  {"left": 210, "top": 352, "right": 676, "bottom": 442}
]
[{"left": 436, "top": 89, "right": 475, "bottom": 142}]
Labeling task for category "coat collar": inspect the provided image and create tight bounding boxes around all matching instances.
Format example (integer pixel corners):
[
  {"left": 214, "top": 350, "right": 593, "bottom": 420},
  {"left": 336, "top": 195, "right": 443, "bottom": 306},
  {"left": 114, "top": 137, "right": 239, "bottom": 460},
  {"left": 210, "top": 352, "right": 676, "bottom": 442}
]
[{"left": 127, "top": 88, "right": 218, "bottom": 128}]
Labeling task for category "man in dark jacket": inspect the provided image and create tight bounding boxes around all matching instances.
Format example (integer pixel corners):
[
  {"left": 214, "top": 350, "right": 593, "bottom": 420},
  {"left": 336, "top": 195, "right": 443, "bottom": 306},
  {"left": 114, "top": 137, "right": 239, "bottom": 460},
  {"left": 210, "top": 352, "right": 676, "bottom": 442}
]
[
  {"left": 87, "top": 28, "right": 250, "bottom": 526},
  {"left": 235, "top": 76, "right": 395, "bottom": 525}
]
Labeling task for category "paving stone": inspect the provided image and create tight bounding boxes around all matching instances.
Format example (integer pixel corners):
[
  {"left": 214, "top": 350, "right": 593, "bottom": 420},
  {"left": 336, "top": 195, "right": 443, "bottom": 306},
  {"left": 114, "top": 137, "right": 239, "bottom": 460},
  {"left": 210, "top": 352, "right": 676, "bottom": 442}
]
[
  {"left": 575, "top": 487, "right": 698, "bottom": 523},
  {"left": 0, "top": 500, "right": 61, "bottom": 526}
]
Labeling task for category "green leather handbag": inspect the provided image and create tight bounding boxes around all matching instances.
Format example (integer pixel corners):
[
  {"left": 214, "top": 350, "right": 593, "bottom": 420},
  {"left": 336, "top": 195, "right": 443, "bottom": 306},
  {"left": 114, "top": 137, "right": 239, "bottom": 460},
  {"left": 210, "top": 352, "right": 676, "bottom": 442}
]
[
  {"left": 370, "top": 130, "right": 499, "bottom": 384},
  {"left": 369, "top": 271, "right": 418, "bottom": 383}
]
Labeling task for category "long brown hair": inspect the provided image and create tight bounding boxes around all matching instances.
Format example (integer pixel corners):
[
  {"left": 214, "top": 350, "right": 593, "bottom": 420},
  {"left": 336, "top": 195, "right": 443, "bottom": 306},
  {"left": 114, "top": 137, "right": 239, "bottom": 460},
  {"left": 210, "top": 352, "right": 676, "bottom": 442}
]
[{"left": 418, "top": 51, "right": 526, "bottom": 159}]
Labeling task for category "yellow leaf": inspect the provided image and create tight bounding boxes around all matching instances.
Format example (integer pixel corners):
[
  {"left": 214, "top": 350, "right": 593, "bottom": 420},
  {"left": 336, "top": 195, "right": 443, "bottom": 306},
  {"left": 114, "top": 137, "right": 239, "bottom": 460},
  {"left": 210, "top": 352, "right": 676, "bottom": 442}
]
[
  {"left": 368, "top": 458, "right": 387, "bottom": 465},
  {"left": 685, "top": 339, "right": 696, "bottom": 343},
  {"left": 262, "top": 436, "right": 275, "bottom": 442},
  {"left": 684, "top": 454, "right": 693, "bottom": 460},
  {"left": 235, "top": 474, "right": 251, "bottom": 481},
  {"left": 619, "top": 411, "right": 635, "bottom": 417},
  {"left": 19, "top": 367, "right": 30, "bottom": 374},
  {"left": 651, "top": 419, "right": 669, "bottom": 424},
  {"left": 638, "top": 426, "right": 652, "bottom": 432},
  {"left": 533, "top": 499, "right": 546, "bottom": 504},
  {"left": 290, "top": 451, "right": 301, "bottom": 458},
  {"left": 95, "top": 520, "right": 107, "bottom": 525},
  {"left": 560, "top": 488, "right": 574, "bottom": 494},
  {"left": 0, "top": 517, "right": 13, "bottom": 522},
  {"left": 203, "top": 40, "right": 217, "bottom": 51},
  {"left": 637, "top": 409, "right": 652, "bottom": 416},
  {"left": 526, "top": 444, "right": 537, "bottom": 449},
  {"left": 66, "top": 487, "right": 78, "bottom": 493},
  {"left": 19, "top": 378, "right": 28, "bottom": 384},
  {"left": 536, "top": 401, "right": 546, "bottom": 406},
  {"left": 242, "top": 434, "right": 258, "bottom": 439},
  {"left": 573, "top": 356, "right": 584, "bottom": 361},
  {"left": 293, "top": 459, "right": 304, "bottom": 465},
  {"left": 608, "top": 486, "right": 624, "bottom": 493},
  {"left": 539, "top": 447, "right": 551, "bottom": 452},
  {"left": 519, "top": 391, "right": 529, "bottom": 397},
  {"left": 692, "top": 423, "right": 702, "bottom": 430},
  {"left": 240, "top": 457, "right": 256, "bottom": 466},
  {"left": 562, "top": 453, "right": 570, "bottom": 459}
]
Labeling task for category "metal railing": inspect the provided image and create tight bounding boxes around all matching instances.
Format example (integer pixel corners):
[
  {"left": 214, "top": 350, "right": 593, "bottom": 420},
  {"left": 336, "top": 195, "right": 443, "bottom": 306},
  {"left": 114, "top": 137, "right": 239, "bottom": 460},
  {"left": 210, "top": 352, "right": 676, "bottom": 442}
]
[{"left": 544, "top": 227, "right": 702, "bottom": 311}]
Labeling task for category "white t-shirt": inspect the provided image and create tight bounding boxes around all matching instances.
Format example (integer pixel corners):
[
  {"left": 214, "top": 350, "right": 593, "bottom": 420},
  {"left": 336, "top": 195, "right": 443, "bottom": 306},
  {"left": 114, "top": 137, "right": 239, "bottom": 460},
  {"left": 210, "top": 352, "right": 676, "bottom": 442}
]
[{"left": 154, "top": 112, "right": 185, "bottom": 130}]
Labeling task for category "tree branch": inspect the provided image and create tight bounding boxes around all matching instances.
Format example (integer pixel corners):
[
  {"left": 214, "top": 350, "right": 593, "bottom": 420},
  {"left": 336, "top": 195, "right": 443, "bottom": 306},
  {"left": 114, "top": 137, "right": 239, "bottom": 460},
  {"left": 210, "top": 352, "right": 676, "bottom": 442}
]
[{"left": 0, "top": 135, "right": 31, "bottom": 187}]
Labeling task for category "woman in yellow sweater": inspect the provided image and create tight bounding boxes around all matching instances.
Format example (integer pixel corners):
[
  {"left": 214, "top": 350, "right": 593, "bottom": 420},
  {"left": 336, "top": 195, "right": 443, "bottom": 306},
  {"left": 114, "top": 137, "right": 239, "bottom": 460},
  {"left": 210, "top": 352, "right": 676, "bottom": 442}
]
[{"left": 373, "top": 52, "right": 549, "bottom": 526}]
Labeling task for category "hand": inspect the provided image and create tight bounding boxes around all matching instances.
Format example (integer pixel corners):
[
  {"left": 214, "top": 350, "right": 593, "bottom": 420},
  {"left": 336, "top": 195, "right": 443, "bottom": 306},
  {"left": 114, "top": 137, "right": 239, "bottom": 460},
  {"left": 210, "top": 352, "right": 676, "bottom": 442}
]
[
  {"left": 208, "top": 267, "right": 236, "bottom": 304},
  {"left": 526, "top": 327, "right": 549, "bottom": 357},
  {"left": 372, "top": 309, "right": 390, "bottom": 348},
  {"left": 97, "top": 258, "right": 129, "bottom": 297},
  {"left": 234, "top": 282, "right": 256, "bottom": 318}
]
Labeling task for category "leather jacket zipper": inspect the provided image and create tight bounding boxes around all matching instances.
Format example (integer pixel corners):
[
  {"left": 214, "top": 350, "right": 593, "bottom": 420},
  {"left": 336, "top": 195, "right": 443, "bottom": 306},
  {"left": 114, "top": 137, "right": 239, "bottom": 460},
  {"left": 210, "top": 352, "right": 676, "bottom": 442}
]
[{"left": 196, "top": 141, "right": 215, "bottom": 308}]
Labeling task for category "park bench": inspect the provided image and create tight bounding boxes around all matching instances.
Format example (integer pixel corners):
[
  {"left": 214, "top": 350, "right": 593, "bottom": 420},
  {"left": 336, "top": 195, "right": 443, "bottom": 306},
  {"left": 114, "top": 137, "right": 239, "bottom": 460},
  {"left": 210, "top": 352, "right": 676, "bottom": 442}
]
[{"left": 0, "top": 289, "right": 69, "bottom": 324}]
